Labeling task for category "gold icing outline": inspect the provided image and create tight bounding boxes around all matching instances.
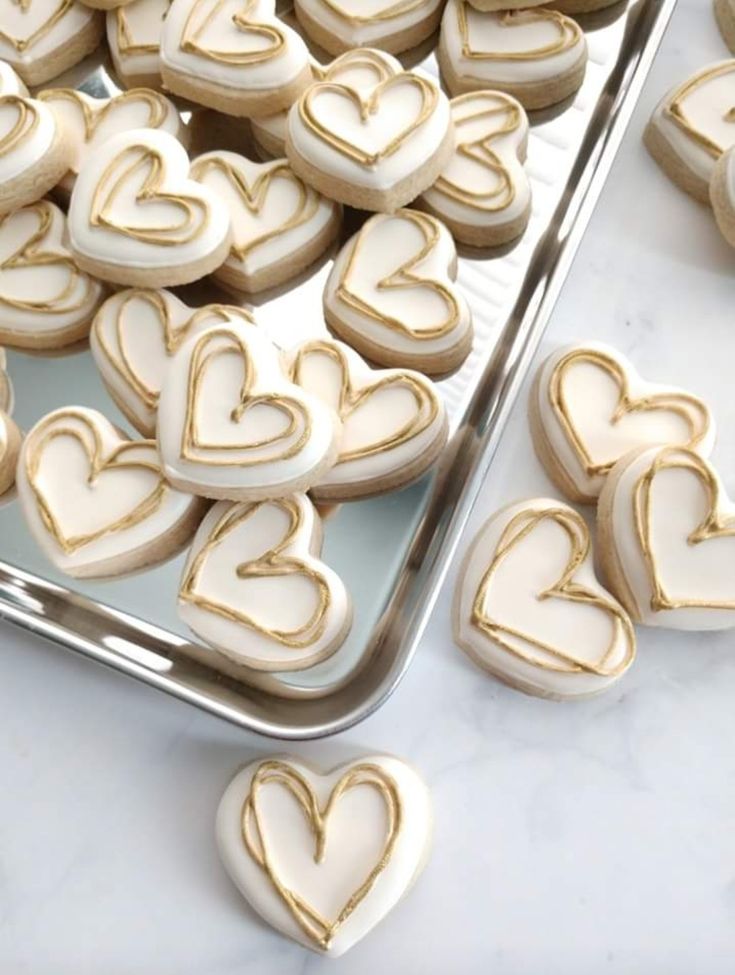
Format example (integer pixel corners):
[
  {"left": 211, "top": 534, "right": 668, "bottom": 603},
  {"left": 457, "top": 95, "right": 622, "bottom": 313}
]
[
  {"left": 0, "top": 0, "right": 76, "bottom": 54},
  {"left": 180, "top": 0, "right": 285, "bottom": 66},
  {"left": 456, "top": 2, "right": 582, "bottom": 62},
  {"left": 115, "top": 0, "right": 171, "bottom": 58},
  {"left": 663, "top": 62, "right": 735, "bottom": 159},
  {"left": 0, "top": 94, "right": 39, "bottom": 159}
]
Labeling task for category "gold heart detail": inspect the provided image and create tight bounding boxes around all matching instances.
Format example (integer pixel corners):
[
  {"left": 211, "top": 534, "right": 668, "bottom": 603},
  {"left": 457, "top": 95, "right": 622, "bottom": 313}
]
[
  {"left": 456, "top": 3, "right": 582, "bottom": 62},
  {"left": 0, "top": 0, "right": 73, "bottom": 53},
  {"left": 0, "top": 95, "right": 39, "bottom": 160},
  {"left": 38, "top": 88, "right": 170, "bottom": 145},
  {"left": 313, "top": 48, "right": 396, "bottom": 85},
  {"left": 181, "top": 0, "right": 285, "bottom": 66},
  {"left": 115, "top": 0, "right": 171, "bottom": 57},
  {"left": 664, "top": 62, "right": 735, "bottom": 159}
]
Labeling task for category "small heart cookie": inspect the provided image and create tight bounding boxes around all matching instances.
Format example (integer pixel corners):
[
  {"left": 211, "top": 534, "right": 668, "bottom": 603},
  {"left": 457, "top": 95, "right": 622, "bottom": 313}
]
[
  {"left": 715, "top": 0, "right": 735, "bottom": 55},
  {"left": 90, "top": 287, "right": 255, "bottom": 436},
  {"left": 293, "top": 0, "right": 444, "bottom": 56},
  {"left": 598, "top": 446, "right": 735, "bottom": 631},
  {"left": 323, "top": 209, "right": 473, "bottom": 376},
  {"left": 0, "top": 346, "right": 13, "bottom": 413},
  {"left": 286, "top": 58, "right": 454, "bottom": 212},
  {"left": 17, "top": 405, "right": 204, "bottom": 578},
  {"left": 38, "top": 88, "right": 183, "bottom": 198},
  {"left": 216, "top": 754, "right": 431, "bottom": 956},
  {"left": 419, "top": 90, "right": 531, "bottom": 247},
  {"left": 0, "top": 0, "right": 103, "bottom": 86},
  {"left": 644, "top": 60, "right": 735, "bottom": 203},
  {"left": 0, "top": 200, "right": 106, "bottom": 350},
  {"left": 439, "top": 0, "right": 588, "bottom": 111},
  {"left": 68, "top": 127, "right": 231, "bottom": 287},
  {"left": 160, "top": 0, "right": 312, "bottom": 117},
  {"left": 530, "top": 342, "right": 715, "bottom": 504},
  {"left": 0, "top": 406, "right": 20, "bottom": 495},
  {"left": 157, "top": 320, "right": 340, "bottom": 500},
  {"left": 288, "top": 337, "right": 447, "bottom": 500},
  {"left": 710, "top": 146, "right": 735, "bottom": 247},
  {"left": 107, "top": 0, "right": 172, "bottom": 89},
  {"left": 179, "top": 493, "right": 351, "bottom": 671},
  {"left": 190, "top": 150, "right": 341, "bottom": 293},
  {"left": 454, "top": 497, "right": 636, "bottom": 698}
]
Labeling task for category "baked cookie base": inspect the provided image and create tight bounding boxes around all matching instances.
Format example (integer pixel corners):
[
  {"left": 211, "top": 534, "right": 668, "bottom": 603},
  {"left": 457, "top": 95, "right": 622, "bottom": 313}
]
[
  {"left": 710, "top": 153, "right": 735, "bottom": 247},
  {"left": 0, "top": 303, "right": 102, "bottom": 352},
  {"left": 10, "top": 13, "right": 104, "bottom": 87},
  {"left": 643, "top": 118, "right": 711, "bottom": 204},
  {"left": 0, "top": 126, "right": 72, "bottom": 216},
  {"left": 418, "top": 196, "right": 531, "bottom": 248},
  {"left": 715, "top": 0, "right": 735, "bottom": 53},
  {"left": 161, "top": 62, "right": 313, "bottom": 118},
  {"left": 467, "top": 0, "right": 547, "bottom": 9},
  {"left": 544, "top": 0, "right": 621, "bottom": 11},
  {"left": 293, "top": 1, "right": 444, "bottom": 56}
]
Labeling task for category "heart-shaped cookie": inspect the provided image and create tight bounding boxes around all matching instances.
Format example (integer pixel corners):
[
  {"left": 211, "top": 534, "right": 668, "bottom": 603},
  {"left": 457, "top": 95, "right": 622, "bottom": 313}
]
[
  {"left": 90, "top": 287, "right": 256, "bottom": 436},
  {"left": 107, "top": 0, "right": 172, "bottom": 88},
  {"left": 294, "top": 0, "right": 444, "bottom": 55},
  {"left": 289, "top": 337, "right": 447, "bottom": 500},
  {"left": 324, "top": 208, "right": 473, "bottom": 376},
  {"left": 454, "top": 497, "right": 636, "bottom": 698},
  {"left": 0, "top": 406, "right": 20, "bottom": 495},
  {"left": 645, "top": 60, "right": 735, "bottom": 203},
  {"left": 68, "top": 127, "right": 231, "bottom": 287},
  {"left": 161, "top": 0, "right": 312, "bottom": 116},
  {"left": 0, "top": 200, "right": 105, "bottom": 350},
  {"left": 17, "top": 406, "right": 204, "bottom": 578},
  {"left": 158, "top": 321, "right": 339, "bottom": 500},
  {"left": 190, "top": 150, "right": 341, "bottom": 293},
  {"left": 599, "top": 446, "right": 735, "bottom": 631},
  {"left": 179, "top": 493, "right": 351, "bottom": 670},
  {"left": 216, "top": 754, "right": 431, "bottom": 955},
  {"left": 530, "top": 342, "right": 715, "bottom": 504},
  {"left": 439, "top": 0, "right": 587, "bottom": 110},
  {"left": 420, "top": 90, "right": 531, "bottom": 246}
]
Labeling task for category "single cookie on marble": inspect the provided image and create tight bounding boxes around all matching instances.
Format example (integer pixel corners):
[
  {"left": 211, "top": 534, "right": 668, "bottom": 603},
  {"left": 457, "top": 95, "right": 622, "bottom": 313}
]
[
  {"left": 189, "top": 150, "right": 341, "bottom": 293},
  {"left": 90, "top": 287, "right": 255, "bottom": 435},
  {"left": 454, "top": 497, "right": 636, "bottom": 698},
  {"left": 160, "top": 0, "right": 312, "bottom": 118},
  {"left": 715, "top": 0, "right": 735, "bottom": 54},
  {"left": 178, "top": 493, "right": 352, "bottom": 671},
  {"left": 17, "top": 405, "right": 205, "bottom": 578},
  {"left": 598, "top": 446, "right": 735, "bottom": 631},
  {"left": 68, "top": 127, "right": 231, "bottom": 287},
  {"left": 37, "top": 88, "right": 183, "bottom": 200},
  {"left": 323, "top": 209, "right": 473, "bottom": 377},
  {"left": 0, "top": 407, "right": 20, "bottom": 495},
  {"left": 293, "top": 0, "right": 444, "bottom": 56},
  {"left": 216, "top": 754, "right": 432, "bottom": 956},
  {"left": 529, "top": 342, "right": 715, "bottom": 504},
  {"left": 157, "top": 320, "right": 340, "bottom": 500},
  {"left": 0, "top": 200, "right": 106, "bottom": 350},
  {"left": 710, "top": 145, "right": 735, "bottom": 246},
  {"left": 0, "top": 0, "right": 103, "bottom": 86},
  {"left": 419, "top": 90, "right": 531, "bottom": 247},
  {"left": 0, "top": 346, "right": 13, "bottom": 413},
  {"left": 438, "top": 0, "right": 588, "bottom": 110},
  {"left": 644, "top": 60, "right": 735, "bottom": 203},
  {"left": 107, "top": 0, "right": 172, "bottom": 89},
  {"left": 285, "top": 56, "right": 454, "bottom": 212},
  {"left": 288, "top": 337, "right": 448, "bottom": 501}
]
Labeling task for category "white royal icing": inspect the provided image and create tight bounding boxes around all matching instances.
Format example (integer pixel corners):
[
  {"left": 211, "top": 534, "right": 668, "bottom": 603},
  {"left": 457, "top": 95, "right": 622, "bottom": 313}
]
[
  {"left": 324, "top": 209, "right": 472, "bottom": 361},
  {"left": 16, "top": 405, "right": 202, "bottom": 578},
  {"left": 455, "top": 497, "right": 636, "bottom": 697},
  {"left": 107, "top": 0, "right": 172, "bottom": 84},
  {"left": 178, "top": 493, "right": 351, "bottom": 670},
  {"left": 604, "top": 446, "right": 735, "bottom": 631},
  {"left": 90, "top": 288, "right": 255, "bottom": 436},
  {"left": 0, "top": 0, "right": 100, "bottom": 76},
  {"left": 0, "top": 59, "right": 28, "bottom": 97},
  {"left": 440, "top": 0, "right": 587, "bottom": 87},
  {"left": 0, "top": 201, "right": 105, "bottom": 345},
  {"left": 0, "top": 90, "right": 57, "bottom": 185},
  {"left": 0, "top": 346, "right": 14, "bottom": 414},
  {"left": 294, "top": 0, "right": 443, "bottom": 48},
  {"left": 189, "top": 150, "right": 340, "bottom": 289},
  {"left": 287, "top": 337, "right": 446, "bottom": 493},
  {"left": 534, "top": 342, "right": 715, "bottom": 501},
  {"left": 157, "top": 321, "right": 338, "bottom": 499},
  {"left": 216, "top": 754, "right": 431, "bottom": 956},
  {"left": 649, "top": 61, "right": 735, "bottom": 184},
  {"left": 68, "top": 128, "right": 230, "bottom": 272}
]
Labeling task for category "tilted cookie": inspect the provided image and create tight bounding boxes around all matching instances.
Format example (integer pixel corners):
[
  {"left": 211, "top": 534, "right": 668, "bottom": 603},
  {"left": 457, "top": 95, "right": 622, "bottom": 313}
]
[
  {"left": 0, "top": 200, "right": 106, "bottom": 350},
  {"left": 286, "top": 58, "right": 454, "bottom": 211},
  {"left": 68, "top": 127, "right": 231, "bottom": 287},
  {"left": 107, "top": 0, "right": 171, "bottom": 89},
  {"left": 17, "top": 406, "right": 204, "bottom": 578},
  {"left": 216, "top": 754, "right": 432, "bottom": 956},
  {"left": 0, "top": 407, "right": 20, "bottom": 495},
  {"left": 644, "top": 61, "right": 735, "bottom": 203},
  {"left": 715, "top": 0, "right": 735, "bottom": 54},
  {"left": 157, "top": 321, "right": 340, "bottom": 500},
  {"left": 294, "top": 0, "right": 444, "bottom": 56},
  {"left": 419, "top": 90, "right": 530, "bottom": 247},
  {"left": 160, "top": 0, "right": 312, "bottom": 118},
  {"left": 439, "top": 0, "right": 588, "bottom": 111},
  {"left": 530, "top": 342, "right": 715, "bottom": 504},
  {"left": 179, "top": 493, "right": 351, "bottom": 671},
  {"left": 189, "top": 150, "right": 341, "bottom": 293},
  {"left": 598, "top": 446, "right": 735, "bottom": 631},
  {"left": 710, "top": 146, "right": 735, "bottom": 247},
  {"left": 90, "top": 288, "right": 255, "bottom": 435},
  {"left": 38, "top": 88, "right": 183, "bottom": 199},
  {"left": 323, "top": 209, "right": 473, "bottom": 377},
  {"left": 454, "top": 498, "right": 636, "bottom": 699},
  {"left": 288, "top": 337, "right": 447, "bottom": 501},
  {"left": 0, "top": 0, "right": 103, "bottom": 86},
  {"left": 0, "top": 346, "right": 13, "bottom": 413}
]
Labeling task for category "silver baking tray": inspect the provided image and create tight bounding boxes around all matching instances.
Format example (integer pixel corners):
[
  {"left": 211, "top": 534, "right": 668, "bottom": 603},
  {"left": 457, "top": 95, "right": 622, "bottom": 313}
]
[{"left": 0, "top": 0, "right": 676, "bottom": 738}]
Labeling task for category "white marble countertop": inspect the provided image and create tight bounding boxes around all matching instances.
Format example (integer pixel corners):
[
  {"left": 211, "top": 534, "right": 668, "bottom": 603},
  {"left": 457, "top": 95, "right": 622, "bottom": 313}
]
[{"left": 2, "top": 2, "right": 734, "bottom": 971}]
